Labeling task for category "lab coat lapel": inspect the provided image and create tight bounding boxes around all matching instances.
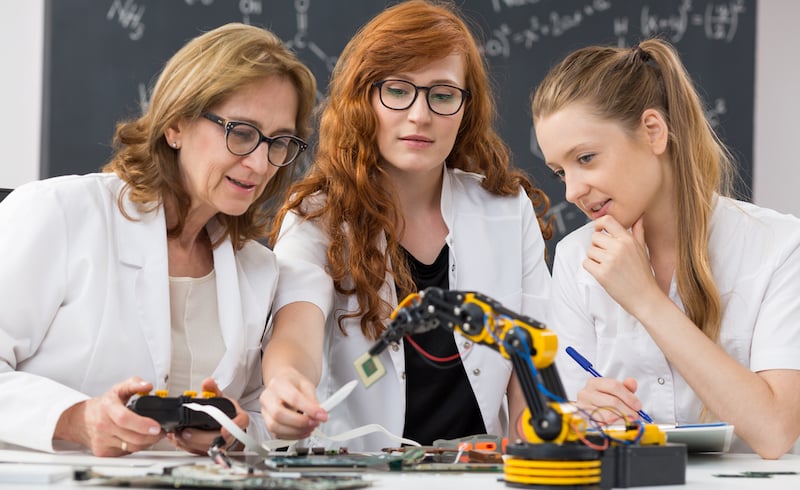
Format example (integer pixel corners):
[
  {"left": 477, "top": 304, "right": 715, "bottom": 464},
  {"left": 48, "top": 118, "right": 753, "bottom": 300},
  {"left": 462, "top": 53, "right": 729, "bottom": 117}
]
[
  {"left": 208, "top": 220, "right": 244, "bottom": 391},
  {"left": 115, "top": 197, "right": 171, "bottom": 390}
]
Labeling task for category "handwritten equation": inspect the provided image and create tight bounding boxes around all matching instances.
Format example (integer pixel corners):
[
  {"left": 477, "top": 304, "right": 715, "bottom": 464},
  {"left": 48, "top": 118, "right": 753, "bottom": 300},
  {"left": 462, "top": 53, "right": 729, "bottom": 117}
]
[{"left": 483, "top": 0, "right": 747, "bottom": 58}]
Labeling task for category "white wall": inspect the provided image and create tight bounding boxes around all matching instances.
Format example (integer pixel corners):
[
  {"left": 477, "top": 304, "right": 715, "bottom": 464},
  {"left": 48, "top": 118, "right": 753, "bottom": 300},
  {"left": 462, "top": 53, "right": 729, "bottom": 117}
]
[
  {"left": 1, "top": 1, "right": 797, "bottom": 218},
  {"left": 753, "top": 0, "right": 800, "bottom": 217},
  {"left": 0, "top": 0, "right": 43, "bottom": 188}
]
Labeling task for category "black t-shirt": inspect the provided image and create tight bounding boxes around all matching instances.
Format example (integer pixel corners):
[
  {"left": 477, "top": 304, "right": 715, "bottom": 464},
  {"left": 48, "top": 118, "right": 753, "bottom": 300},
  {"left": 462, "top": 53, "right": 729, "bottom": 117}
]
[{"left": 400, "top": 244, "right": 487, "bottom": 445}]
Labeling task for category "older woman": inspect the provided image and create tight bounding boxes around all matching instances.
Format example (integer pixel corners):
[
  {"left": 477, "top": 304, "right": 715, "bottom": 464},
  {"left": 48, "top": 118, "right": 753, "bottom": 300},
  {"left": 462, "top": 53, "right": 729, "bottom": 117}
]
[{"left": 0, "top": 23, "right": 315, "bottom": 456}]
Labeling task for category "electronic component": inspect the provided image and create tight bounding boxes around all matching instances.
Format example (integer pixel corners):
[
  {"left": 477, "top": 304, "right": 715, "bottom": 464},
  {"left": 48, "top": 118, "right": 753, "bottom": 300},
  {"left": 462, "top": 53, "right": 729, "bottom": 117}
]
[{"left": 352, "top": 352, "right": 386, "bottom": 388}]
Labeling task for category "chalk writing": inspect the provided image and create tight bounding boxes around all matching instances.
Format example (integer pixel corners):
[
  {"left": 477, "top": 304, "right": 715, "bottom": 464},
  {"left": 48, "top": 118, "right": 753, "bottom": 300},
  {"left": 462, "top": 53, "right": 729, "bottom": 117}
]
[
  {"left": 483, "top": 0, "right": 746, "bottom": 58},
  {"left": 640, "top": 0, "right": 691, "bottom": 43},
  {"left": 285, "top": 0, "right": 337, "bottom": 99},
  {"left": 137, "top": 82, "right": 150, "bottom": 114},
  {"left": 705, "top": 98, "right": 727, "bottom": 129},
  {"left": 239, "top": 0, "right": 262, "bottom": 25},
  {"left": 702, "top": 0, "right": 746, "bottom": 42},
  {"left": 106, "top": 0, "right": 145, "bottom": 41},
  {"left": 482, "top": 1, "right": 613, "bottom": 57},
  {"left": 491, "top": 0, "right": 543, "bottom": 12},
  {"left": 638, "top": 0, "right": 745, "bottom": 43}
]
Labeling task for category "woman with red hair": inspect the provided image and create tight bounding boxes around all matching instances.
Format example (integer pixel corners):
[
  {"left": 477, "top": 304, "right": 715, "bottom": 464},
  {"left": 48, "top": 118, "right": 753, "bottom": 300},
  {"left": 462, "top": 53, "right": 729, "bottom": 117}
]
[{"left": 260, "top": 0, "right": 552, "bottom": 451}]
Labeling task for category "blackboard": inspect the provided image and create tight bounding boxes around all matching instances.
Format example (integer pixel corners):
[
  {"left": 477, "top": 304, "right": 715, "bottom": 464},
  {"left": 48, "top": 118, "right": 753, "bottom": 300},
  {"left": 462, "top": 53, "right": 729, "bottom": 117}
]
[{"left": 43, "top": 0, "right": 756, "bottom": 253}]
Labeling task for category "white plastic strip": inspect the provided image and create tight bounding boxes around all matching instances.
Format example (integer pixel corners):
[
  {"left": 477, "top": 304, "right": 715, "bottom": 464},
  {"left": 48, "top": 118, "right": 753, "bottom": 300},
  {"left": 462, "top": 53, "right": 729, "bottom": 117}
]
[
  {"left": 313, "top": 425, "right": 421, "bottom": 447},
  {"left": 320, "top": 380, "right": 358, "bottom": 412},
  {"left": 182, "top": 403, "right": 270, "bottom": 456},
  {"left": 184, "top": 380, "right": 419, "bottom": 454}
]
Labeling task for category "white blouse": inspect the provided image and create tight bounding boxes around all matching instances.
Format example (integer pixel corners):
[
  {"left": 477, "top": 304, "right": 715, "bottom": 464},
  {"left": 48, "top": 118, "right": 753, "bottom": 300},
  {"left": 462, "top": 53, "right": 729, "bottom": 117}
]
[{"left": 168, "top": 270, "right": 225, "bottom": 396}]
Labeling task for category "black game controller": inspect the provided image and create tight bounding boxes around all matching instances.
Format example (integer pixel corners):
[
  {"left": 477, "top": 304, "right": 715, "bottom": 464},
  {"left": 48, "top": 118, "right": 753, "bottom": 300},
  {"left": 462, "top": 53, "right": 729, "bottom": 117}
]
[{"left": 128, "top": 392, "right": 236, "bottom": 432}]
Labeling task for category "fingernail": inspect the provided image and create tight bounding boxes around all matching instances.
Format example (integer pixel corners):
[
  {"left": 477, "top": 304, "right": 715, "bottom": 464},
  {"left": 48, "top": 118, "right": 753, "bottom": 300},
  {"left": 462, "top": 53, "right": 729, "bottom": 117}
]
[
  {"left": 182, "top": 431, "right": 192, "bottom": 440},
  {"left": 307, "top": 420, "right": 318, "bottom": 428},
  {"left": 148, "top": 426, "right": 160, "bottom": 435},
  {"left": 139, "top": 381, "right": 149, "bottom": 386}
]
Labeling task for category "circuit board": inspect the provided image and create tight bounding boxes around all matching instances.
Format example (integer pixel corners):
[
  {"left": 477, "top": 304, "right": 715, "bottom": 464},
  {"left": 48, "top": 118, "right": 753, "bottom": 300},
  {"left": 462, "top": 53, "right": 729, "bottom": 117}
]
[
  {"left": 81, "top": 463, "right": 372, "bottom": 489},
  {"left": 264, "top": 453, "right": 406, "bottom": 471}
]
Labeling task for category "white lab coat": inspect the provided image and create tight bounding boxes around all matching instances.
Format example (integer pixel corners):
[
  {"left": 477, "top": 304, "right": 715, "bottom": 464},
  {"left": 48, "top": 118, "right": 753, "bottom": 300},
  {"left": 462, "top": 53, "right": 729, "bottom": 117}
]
[
  {"left": 273, "top": 167, "right": 551, "bottom": 451},
  {"left": 549, "top": 196, "right": 800, "bottom": 453},
  {"left": 0, "top": 173, "right": 274, "bottom": 452}
]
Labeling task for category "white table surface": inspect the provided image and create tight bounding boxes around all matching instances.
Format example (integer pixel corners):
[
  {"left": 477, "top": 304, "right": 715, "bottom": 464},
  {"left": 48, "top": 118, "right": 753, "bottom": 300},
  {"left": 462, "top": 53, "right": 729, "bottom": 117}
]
[{"left": 1, "top": 450, "right": 798, "bottom": 489}]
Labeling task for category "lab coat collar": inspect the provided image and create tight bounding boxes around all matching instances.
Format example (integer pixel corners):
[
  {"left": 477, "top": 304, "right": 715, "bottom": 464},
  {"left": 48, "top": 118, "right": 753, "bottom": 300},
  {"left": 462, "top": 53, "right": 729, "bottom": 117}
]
[{"left": 112, "top": 190, "right": 171, "bottom": 388}]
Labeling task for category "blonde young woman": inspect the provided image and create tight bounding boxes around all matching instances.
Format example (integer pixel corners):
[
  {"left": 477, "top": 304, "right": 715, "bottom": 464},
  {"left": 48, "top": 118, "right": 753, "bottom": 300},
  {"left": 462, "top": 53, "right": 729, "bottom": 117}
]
[
  {"left": 532, "top": 38, "right": 800, "bottom": 458},
  {"left": 260, "top": 0, "right": 552, "bottom": 451},
  {"left": 0, "top": 23, "right": 315, "bottom": 456}
]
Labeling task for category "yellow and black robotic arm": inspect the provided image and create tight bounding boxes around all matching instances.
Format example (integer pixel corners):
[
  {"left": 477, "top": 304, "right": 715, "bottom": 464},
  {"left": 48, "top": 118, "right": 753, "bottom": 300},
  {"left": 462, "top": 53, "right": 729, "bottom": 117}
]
[
  {"left": 361, "top": 287, "right": 584, "bottom": 444},
  {"left": 357, "top": 287, "right": 686, "bottom": 488}
]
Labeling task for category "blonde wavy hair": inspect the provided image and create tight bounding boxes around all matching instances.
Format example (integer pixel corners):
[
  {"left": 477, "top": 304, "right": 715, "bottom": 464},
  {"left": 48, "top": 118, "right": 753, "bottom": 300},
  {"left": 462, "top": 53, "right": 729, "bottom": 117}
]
[
  {"left": 104, "top": 23, "right": 316, "bottom": 250},
  {"left": 531, "top": 38, "right": 736, "bottom": 342},
  {"left": 271, "top": 0, "right": 552, "bottom": 340}
]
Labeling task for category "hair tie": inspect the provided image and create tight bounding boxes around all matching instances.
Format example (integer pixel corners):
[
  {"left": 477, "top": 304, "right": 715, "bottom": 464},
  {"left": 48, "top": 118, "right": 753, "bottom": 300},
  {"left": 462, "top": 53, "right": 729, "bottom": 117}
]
[
  {"left": 631, "top": 44, "right": 659, "bottom": 69},
  {"left": 631, "top": 44, "right": 651, "bottom": 63}
]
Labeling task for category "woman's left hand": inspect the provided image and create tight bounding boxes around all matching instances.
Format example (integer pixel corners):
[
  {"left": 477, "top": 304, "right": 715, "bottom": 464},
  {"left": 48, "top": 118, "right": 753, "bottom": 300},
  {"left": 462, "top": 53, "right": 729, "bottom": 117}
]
[
  {"left": 166, "top": 377, "right": 248, "bottom": 455},
  {"left": 582, "top": 215, "right": 662, "bottom": 317}
]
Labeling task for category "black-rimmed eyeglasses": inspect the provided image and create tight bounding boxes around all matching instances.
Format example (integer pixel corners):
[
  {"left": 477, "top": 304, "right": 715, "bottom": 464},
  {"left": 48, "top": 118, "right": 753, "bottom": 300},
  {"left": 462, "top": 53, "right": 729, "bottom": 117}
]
[
  {"left": 372, "top": 79, "right": 470, "bottom": 116},
  {"left": 201, "top": 112, "right": 308, "bottom": 167}
]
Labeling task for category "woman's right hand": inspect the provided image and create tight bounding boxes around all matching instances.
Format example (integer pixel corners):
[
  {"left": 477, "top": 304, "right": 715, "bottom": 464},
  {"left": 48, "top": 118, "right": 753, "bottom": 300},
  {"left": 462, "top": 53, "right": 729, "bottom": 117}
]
[
  {"left": 260, "top": 366, "right": 327, "bottom": 440},
  {"left": 575, "top": 376, "right": 645, "bottom": 425},
  {"left": 53, "top": 377, "right": 164, "bottom": 456}
]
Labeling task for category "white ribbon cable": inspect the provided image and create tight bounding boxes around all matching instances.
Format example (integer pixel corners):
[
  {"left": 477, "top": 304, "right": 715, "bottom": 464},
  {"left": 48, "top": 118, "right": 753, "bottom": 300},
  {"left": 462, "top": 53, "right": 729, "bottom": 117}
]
[
  {"left": 182, "top": 403, "right": 271, "bottom": 456},
  {"left": 184, "top": 380, "right": 420, "bottom": 454},
  {"left": 313, "top": 425, "right": 421, "bottom": 447}
]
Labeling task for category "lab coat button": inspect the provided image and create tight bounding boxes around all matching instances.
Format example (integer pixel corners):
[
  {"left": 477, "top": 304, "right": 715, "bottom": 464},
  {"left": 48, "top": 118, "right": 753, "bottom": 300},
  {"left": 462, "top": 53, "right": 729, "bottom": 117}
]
[
  {"left": 463, "top": 341, "right": 472, "bottom": 349},
  {"left": 472, "top": 368, "right": 481, "bottom": 376},
  {"left": 391, "top": 343, "right": 400, "bottom": 352},
  {"left": 401, "top": 371, "right": 406, "bottom": 380},
  {"left": 657, "top": 377, "right": 665, "bottom": 385},
  {"left": 451, "top": 264, "right": 456, "bottom": 272}
]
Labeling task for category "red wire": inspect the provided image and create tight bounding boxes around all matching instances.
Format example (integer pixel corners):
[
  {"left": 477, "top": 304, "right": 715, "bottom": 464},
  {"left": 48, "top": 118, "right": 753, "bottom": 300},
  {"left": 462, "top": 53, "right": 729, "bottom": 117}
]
[{"left": 403, "top": 335, "right": 461, "bottom": 363}]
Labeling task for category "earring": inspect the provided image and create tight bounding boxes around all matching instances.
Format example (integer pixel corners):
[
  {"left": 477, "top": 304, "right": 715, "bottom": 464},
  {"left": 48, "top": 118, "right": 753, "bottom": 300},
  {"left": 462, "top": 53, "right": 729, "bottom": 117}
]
[{"left": 172, "top": 142, "right": 178, "bottom": 149}]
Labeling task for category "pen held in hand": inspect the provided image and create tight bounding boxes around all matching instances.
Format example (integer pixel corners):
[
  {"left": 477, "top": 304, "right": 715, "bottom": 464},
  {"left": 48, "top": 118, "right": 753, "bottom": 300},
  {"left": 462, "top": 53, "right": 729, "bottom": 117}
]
[{"left": 565, "top": 346, "right": 654, "bottom": 423}]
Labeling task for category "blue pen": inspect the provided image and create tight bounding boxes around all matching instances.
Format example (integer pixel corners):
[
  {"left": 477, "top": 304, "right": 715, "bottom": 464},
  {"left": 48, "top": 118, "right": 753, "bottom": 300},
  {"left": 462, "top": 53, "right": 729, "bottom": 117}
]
[{"left": 565, "top": 346, "right": 654, "bottom": 423}]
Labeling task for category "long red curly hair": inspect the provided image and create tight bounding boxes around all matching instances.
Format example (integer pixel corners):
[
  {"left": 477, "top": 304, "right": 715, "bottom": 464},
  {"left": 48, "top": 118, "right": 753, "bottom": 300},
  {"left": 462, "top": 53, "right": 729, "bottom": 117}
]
[{"left": 270, "top": 0, "right": 551, "bottom": 340}]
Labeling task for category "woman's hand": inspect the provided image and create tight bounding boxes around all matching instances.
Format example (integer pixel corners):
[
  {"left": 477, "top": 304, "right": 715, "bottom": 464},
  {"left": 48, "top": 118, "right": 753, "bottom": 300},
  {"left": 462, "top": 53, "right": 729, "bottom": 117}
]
[
  {"left": 53, "top": 377, "right": 164, "bottom": 456},
  {"left": 576, "top": 376, "right": 645, "bottom": 425},
  {"left": 166, "top": 377, "right": 249, "bottom": 455},
  {"left": 260, "top": 366, "right": 327, "bottom": 440},
  {"left": 583, "top": 215, "right": 663, "bottom": 317}
]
